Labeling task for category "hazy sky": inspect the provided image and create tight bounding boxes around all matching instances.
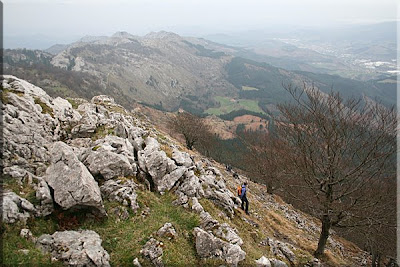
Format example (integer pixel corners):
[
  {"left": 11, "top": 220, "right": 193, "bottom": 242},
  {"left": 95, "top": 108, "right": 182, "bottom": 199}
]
[{"left": 3, "top": 0, "right": 398, "bottom": 48}]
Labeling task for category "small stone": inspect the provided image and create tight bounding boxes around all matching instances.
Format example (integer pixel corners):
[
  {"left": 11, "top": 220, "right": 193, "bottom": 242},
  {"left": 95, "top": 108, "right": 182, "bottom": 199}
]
[
  {"left": 133, "top": 257, "right": 142, "bottom": 267},
  {"left": 18, "top": 249, "right": 30, "bottom": 255}
]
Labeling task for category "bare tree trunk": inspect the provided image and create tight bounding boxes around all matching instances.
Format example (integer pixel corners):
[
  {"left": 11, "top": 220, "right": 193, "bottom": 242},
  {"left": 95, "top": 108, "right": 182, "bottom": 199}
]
[{"left": 314, "top": 215, "right": 331, "bottom": 258}]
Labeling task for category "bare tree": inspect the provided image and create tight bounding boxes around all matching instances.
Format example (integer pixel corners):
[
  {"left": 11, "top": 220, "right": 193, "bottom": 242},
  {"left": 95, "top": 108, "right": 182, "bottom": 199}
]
[
  {"left": 240, "top": 130, "right": 290, "bottom": 194},
  {"left": 168, "top": 111, "right": 211, "bottom": 150},
  {"left": 276, "top": 83, "right": 396, "bottom": 258}
]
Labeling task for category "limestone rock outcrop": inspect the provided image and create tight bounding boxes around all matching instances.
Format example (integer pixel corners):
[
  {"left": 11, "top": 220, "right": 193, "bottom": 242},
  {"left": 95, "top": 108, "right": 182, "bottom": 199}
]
[
  {"left": 2, "top": 191, "right": 35, "bottom": 224},
  {"left": 100, "top": 178, "right": 139, "bottom": 212},
  {"left": 36, "top": 230, "right": 110, "bottom": 267},
  {"left": 193, "top": 227, "right": 246, "bottom": 266},
  {"left": 141, "top": 238, "right": 164, "bottom": 267},
  {"left": 44, "top": 141, "right": 104, "bottom": 213}
]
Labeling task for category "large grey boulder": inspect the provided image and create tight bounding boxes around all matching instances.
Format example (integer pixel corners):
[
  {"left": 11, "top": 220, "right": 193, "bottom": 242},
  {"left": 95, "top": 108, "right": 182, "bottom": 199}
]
[
  {"left": 52, "top": 97, "right": 82, "bottom": 123},
  {"left": 157, "top": 167, "right": 187, "bottom": 193},
  {"left": 44, "top": 142, "right": 104, "bottom": 213},
  {"left": 100, "top": 179, "right": 139, "bottom": 213},
  {"left": 138, "top": 137, "right": 177, "bottom": 191},
  {"left": 199, "top": 174, "right": 236, "bottom": 215},
  {"left": 36, "top": 230, "right": 110, "bottom": 267},
  {"left": 199, "top": 211, "right": 219, "bottom": 231},
  {"left": 141, "top": 238, "right": 164, "bottom": 267},
  {"left": 83, "top": 150, "right": 135, "bottom": 180},
  {"left": 203, "top": 188, "right": 235, "bottom": 215},
  {"left": 176, "top": 170, "right": 204, "bottom": 197},
  {"left": 214, "top": 223, "right": 243, "bottom": 246},
  {"left": 171, "top": 148, "right": 193, "bottom": 167},
  {"left": 193, "top": 227, "right": 246, "bottom": 266},
  {"left": 2, "top": 191, "right": 35, "bottom": 223},
  {"left": 91, "top": 95, "right": 115, "bottom": 104}
]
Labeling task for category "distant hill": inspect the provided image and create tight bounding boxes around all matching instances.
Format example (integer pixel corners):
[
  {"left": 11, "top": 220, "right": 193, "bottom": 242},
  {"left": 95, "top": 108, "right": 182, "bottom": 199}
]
[{"left": 4, "top": 31, "right": 397, "bottom": 115}]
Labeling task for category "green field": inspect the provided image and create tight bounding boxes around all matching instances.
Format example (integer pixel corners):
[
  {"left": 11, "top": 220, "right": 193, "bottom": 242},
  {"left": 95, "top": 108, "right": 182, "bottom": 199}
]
[
  {"left": 241, "top": 86, "right": 259, "bottom": 91},
  {"left": 206, "top": 96, "right": 265, "bottom": 116}
]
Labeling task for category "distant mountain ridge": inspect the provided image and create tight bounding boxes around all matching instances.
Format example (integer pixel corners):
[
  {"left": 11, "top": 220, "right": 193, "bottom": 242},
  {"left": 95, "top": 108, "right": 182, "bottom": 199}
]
[{"left": 4, "top": 31, "right": 397, "bottom": 115}]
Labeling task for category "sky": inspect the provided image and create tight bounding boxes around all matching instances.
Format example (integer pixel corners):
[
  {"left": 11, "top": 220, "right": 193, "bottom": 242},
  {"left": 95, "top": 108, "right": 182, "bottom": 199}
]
[{"left": 3, "top": 0, "right": 399, "bottom": 49}]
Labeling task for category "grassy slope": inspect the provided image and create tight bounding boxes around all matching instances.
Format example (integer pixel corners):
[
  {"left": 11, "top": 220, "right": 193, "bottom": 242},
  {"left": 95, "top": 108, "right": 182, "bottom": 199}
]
[{"left": 206, "top": 96, "right": 265, "bottom": 116}]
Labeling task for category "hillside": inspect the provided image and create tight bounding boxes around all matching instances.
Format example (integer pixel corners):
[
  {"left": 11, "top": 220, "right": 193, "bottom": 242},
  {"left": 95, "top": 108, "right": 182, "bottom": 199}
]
[
  {"left": 4, "top": 31, "right": 397, "bottom": 117},
  {"left": 1, "top": 76, "right": 371, "bottom": 266}
]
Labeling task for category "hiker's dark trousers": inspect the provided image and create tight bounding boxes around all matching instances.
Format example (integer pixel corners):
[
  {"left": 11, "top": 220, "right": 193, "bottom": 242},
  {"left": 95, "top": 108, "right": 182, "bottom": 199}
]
[{"left": 241, "top": 195, "right": 249, "bottom": 214}]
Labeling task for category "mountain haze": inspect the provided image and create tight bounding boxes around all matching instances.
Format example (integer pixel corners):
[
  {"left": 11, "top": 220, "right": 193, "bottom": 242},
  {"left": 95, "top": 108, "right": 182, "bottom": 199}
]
[{"left": 4, "top": 31, "right": 396, "bottom": 117}]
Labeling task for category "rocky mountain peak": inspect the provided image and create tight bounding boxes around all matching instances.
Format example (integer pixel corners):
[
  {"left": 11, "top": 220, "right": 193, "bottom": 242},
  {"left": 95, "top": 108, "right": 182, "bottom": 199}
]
[{"left": 144, "top": 31, "right": 182, "bottom": 40}]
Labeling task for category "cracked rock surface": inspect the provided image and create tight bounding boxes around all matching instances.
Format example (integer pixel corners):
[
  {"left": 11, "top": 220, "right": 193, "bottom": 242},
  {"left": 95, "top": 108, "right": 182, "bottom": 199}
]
[{"left": 36, "top": 230, "right": 110, "bottom": 267}]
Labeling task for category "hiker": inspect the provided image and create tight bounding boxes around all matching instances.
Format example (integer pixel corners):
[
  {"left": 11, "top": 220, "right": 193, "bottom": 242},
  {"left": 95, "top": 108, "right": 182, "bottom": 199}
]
[{"left": 240, "top": 182, "right": 249, "bottom": 215}]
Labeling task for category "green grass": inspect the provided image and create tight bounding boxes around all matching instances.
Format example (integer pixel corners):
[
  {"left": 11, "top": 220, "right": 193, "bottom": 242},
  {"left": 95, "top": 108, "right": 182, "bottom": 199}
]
[
  {"left": 34, "top": 97, "right": 54, "bottom": 118},
  {"left": 67, "top": 98, "right": 80, "bottom": 109},
  {"left": 80, "top": 191, "right": 200, "bottom": 266},
  {"left": 91, "top": 125, "right": 115, "bottom": 141},
  {"left": 1, "top": 223, "right": 62, "bottom": 266},
  {"left": 1, "top": 88, "right": 25, "bottom": 105},
  {"left": 2, "top": 189, "right": 200, "bottom": 266},
  {"left": 3, "top": 177, "right": 40, "bottom": 206},
  {"left": 242, "top": 86, "right": 259, "bottom": 91},
  {"left": 206, "top": 96, "right": 265, "bottom": 116}
]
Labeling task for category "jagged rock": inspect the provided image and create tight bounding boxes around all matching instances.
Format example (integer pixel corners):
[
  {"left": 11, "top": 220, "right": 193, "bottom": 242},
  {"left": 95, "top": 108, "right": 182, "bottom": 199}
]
[
  {"left": 91, "top": 95, "right": 115, "bottom": 104},
  {"left": 214, "top": 223, "right": 243, "bottom": 246},
  {"left": 128, "top": 127, "right": 146, "bottom": 152},
  {"left": 193, "top": 227, "right": 246, "bottom": 266},
  {"left": 100, "top": 179, "right": 139, "bottom": 212},
  {"left": 200, "top": 211, "right": 219, "bottom": 231},
  {"left": 171, "top": 148, "right": 193, "bottom": 167},
  {"left": 44, "top": 141, "right": 104, "bottom": 213},
  {"left": 270, "top": 259, "right": 288, "bottom": 267},
  {"left": 141, "top": 238, "right": 164, "bottom": 267},
  {"left": 191, "top": 197, "right": 204, "bottom": 213},
  {"left": 177, "top": 170, "right": 204, "bottom": 197},
  {"left": 172, "top": 193, "right": 188, "bottom": 206},
  {"left": 138, "top": 137, "right": 177, "bottom": 191},
  {"left": 266, "top": 238, "right": 296, "bottom": 265},
  {"left": 3, "top": 165, "right": 28, "bottom": 180},
  {"left": 203, "top": 188, "right": 235, "bottom": 215},
  {"left": 52, "top": 97, "right": 82, "bottom": 122},
  {"left": 36, "top": 230, "right": 110, "bottom": 267},
  {"left": 133, "top": 258, "right": 142, "bottom": 267},
  {"left": 35, "top": 179, "right": 54, "bottom": 216},
  {"left": 157, "top": 167, "right": 187, "bottom": 193},
  {"left": 71, "top": 123, "right": 97, "bottom": 136},
  {"left": 2, "top": 77, "right": 55, "bottom": 174},
  {"left": 157, "top": 223, "right": 177, "bottom": 240},
  {"left": 199, "top": 174, "right": 236, "bottom": 215},
  {"left": 255, "top": 256, "right": 271, "bottom": 267},
  {"left": 2, "top": 191, "right": 35, "bottom": 223},
  {"left": 83, "top": 150, "right": 135, "bottom": 180},
  {"left": 205, "top": 167, "right": 222, "bottom": 177}
]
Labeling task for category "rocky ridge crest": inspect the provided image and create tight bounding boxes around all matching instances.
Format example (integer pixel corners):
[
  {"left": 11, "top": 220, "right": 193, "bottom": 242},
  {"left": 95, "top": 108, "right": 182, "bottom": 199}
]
[{"left": 1, "top": 75, "right": 369, "bottom": 266}]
